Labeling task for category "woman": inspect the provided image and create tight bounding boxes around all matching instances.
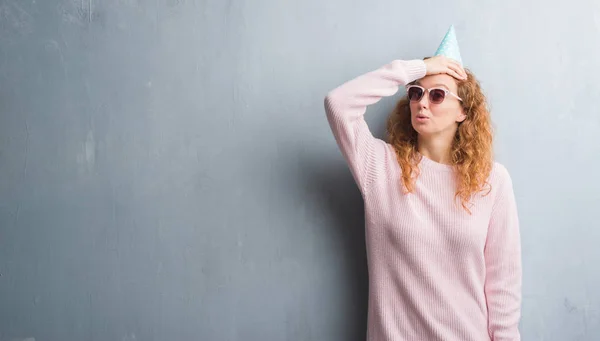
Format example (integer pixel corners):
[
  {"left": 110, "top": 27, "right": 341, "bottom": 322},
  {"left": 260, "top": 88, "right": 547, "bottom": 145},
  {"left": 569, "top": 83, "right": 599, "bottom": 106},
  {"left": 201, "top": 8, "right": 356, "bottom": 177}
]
[{"left": 323, "top": 44, "right": 522, "bottom": 339}]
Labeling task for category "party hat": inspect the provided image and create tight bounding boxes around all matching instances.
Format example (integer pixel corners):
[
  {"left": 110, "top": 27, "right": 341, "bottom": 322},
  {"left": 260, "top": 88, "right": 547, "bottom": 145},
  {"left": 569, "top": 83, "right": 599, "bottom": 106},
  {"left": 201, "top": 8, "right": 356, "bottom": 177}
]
[{"left": 434, "top": 25, "right": 463, "bottom": 65}]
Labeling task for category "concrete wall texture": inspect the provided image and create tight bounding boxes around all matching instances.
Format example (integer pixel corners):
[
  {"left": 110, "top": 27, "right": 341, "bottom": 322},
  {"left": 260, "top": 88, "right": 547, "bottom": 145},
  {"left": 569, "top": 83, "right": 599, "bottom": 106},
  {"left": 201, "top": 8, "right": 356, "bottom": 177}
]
[{"left": 1, "top": 0, "right": 599, "bottom": 340}]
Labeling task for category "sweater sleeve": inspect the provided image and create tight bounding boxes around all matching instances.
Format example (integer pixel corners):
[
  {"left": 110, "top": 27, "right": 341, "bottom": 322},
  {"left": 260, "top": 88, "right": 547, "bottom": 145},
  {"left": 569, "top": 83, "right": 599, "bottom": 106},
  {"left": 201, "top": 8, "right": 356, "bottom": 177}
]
[
  {"left": 323, "top": 59, "right": 426, "bottom": 195},
  {"left": 485, "top": 166, "right": 523, "bottom": 341}
]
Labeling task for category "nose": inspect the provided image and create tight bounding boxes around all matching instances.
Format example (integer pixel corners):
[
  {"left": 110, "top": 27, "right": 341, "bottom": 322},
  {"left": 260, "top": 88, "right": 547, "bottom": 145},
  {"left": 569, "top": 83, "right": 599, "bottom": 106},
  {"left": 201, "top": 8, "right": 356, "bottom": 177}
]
[{"left": 417, "top": 91, "right": 429, "bottom": 108}]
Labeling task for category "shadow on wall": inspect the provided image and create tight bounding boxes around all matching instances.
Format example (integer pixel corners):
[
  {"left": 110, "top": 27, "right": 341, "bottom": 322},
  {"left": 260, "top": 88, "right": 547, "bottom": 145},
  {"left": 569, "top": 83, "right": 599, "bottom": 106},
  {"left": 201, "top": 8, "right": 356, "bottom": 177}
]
[
  {"left": 296, "top": 93, "right": 399, "bottom": 340},
  {"left": 298, "top": 155, "right": 369, "bottom": 341}
]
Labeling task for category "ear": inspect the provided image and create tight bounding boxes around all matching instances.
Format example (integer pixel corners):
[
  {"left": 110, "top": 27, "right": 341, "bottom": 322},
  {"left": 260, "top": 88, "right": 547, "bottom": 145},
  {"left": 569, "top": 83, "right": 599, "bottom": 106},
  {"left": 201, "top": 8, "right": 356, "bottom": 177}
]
[{"left": 456, "top": 110, "right": 467, "bottom": 123}]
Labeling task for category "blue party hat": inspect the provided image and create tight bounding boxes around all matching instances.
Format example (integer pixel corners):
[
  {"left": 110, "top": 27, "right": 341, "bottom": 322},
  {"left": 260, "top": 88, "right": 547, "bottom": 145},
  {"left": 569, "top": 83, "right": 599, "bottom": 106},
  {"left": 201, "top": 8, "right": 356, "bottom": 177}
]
[{"left": 434, "top": 25, "right": 463, "bottom": 65}]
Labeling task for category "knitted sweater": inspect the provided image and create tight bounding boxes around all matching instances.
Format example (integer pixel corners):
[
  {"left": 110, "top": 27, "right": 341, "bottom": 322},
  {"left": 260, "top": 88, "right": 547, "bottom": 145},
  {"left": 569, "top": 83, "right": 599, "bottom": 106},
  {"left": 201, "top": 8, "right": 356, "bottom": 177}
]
[{"left": 323, "top": 59, "right": 522, "bottom": 341}]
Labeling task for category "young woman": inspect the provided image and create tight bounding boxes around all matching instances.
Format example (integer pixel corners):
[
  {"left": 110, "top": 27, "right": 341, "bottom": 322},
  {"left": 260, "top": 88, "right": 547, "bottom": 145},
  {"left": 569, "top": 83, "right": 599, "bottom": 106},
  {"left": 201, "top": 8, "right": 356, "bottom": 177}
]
[{"left": 324, "top": 54, "right": 522, "bottom": 340}]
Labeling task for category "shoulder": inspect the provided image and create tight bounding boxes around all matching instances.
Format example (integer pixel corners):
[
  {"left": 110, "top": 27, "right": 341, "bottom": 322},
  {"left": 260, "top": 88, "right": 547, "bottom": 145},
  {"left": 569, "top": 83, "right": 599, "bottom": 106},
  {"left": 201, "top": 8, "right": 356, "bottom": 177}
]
[
  {"left": 489, "top": 161, "right": 516, "bottom": 199},
  {"left": 490, "top": 161, "right": 512, "bottom": 182}
]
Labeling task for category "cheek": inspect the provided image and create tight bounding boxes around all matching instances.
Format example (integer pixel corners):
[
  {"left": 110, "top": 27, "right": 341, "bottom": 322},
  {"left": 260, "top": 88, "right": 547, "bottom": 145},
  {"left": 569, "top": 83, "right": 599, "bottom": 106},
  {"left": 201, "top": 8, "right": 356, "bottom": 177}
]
[
  {"left": 430, "top": 106, "right": 462, "bottom": 125},
  {"left": 409, "top": 102, "right": 419, "bottom": 113},
  {"left": 431, "top": 103, "right": 462, "bottom": 117},
  {"left": 429, "top": 106, "right": 452, "bottom": 118}
]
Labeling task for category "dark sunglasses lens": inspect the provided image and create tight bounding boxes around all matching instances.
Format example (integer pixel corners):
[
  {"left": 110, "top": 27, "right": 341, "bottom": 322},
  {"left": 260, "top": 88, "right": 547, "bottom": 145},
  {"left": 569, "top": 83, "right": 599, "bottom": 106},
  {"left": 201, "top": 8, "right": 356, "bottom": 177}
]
[
  {"left": 408, "top": 87, "right": 423, "bottom": 101},
  {"left": 429, "top": 89, "right": 446, "bottom": 103}
]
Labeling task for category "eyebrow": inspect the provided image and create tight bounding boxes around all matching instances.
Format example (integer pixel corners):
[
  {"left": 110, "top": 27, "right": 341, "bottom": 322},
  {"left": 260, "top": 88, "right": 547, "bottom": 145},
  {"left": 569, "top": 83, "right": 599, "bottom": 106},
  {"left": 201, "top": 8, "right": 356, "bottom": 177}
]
[{"left": 415, "top": 81, "right": 451, "bottom": 90}]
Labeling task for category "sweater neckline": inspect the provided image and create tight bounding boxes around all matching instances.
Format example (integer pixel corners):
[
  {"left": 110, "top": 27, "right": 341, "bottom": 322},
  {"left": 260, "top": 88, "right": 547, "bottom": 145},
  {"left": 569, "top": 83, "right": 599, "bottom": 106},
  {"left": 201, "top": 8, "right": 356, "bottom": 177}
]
[{"left": 418, "top": 153, "right": 454, "bottom": 172}]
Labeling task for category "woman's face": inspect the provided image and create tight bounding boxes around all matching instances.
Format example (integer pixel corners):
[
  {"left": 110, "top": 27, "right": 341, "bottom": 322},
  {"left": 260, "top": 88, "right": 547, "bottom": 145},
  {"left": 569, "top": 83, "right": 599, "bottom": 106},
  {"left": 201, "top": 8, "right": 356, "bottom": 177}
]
[{"left": 409, "top": 74, "right": 466, "bottom": 137}]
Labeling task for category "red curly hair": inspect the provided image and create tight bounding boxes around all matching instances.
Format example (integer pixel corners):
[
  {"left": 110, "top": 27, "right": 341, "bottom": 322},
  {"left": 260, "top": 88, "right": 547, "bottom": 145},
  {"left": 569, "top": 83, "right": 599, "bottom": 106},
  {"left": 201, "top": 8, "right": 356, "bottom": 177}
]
[{"left": 386, "top": 66, "right": 494, "bottom": 213}]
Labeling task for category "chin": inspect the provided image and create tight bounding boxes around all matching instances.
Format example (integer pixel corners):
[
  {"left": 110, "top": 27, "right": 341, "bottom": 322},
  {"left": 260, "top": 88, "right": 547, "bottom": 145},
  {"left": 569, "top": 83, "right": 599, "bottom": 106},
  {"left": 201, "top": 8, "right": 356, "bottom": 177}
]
[{"left": 411, "top": 121, "right": 431, "bottom": 136}]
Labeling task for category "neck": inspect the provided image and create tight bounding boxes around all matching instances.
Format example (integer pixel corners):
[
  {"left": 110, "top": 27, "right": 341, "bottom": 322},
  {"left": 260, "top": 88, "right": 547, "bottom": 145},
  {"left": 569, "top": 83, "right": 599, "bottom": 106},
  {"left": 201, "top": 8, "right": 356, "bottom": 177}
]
[{"left": 417, "top": 132, "right": 455, "bottom": 165}]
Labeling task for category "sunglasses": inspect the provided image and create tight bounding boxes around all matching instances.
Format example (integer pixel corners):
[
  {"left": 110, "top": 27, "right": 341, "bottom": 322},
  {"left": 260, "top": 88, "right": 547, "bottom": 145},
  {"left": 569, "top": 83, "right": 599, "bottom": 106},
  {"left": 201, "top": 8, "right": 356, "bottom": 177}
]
[{"left": 406, "top": 85, "right": 462, "bottom": 104}]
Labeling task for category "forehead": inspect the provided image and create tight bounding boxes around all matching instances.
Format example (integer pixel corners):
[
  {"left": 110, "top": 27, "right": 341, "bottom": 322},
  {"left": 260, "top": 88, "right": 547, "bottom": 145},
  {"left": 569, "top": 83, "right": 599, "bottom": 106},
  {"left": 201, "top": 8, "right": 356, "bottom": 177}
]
[{"left": 416, "top": 74, "right": 458, "bottom": 92}]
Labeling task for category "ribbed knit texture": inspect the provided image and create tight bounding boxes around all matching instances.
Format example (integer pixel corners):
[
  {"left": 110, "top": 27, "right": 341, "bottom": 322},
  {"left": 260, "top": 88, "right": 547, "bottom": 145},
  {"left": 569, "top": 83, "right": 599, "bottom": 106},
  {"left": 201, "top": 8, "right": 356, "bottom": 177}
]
[{"left": 324, "top": 59, "right": 522, "bottom": 341}]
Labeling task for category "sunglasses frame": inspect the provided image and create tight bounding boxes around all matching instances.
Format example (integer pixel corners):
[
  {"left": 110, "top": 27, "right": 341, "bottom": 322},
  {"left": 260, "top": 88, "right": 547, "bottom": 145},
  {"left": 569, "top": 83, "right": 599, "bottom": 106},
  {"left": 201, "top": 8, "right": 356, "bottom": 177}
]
[{"left": 405, "top": 85, "right": 463, "bottom": 104}]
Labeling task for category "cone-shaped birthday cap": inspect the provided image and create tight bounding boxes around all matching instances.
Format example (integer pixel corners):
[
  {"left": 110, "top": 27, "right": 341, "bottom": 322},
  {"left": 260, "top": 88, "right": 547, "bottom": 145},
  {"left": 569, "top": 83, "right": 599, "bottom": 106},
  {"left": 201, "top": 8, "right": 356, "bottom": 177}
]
[{"left": 434, "top": 25, "right": 463, "bottom": 65}]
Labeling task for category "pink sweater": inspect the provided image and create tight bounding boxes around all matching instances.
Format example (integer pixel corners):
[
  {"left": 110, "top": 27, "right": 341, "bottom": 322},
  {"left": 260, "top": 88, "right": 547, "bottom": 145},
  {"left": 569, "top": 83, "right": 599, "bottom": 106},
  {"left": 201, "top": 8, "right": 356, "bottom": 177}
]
[{"left": 324, "top": 59, "right": 522, "bottom": 341}]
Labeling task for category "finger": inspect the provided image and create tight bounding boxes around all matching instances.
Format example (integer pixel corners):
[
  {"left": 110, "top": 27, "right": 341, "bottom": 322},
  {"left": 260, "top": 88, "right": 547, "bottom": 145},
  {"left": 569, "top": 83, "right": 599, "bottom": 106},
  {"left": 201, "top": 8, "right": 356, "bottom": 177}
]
[
  {"left": 447, "top": 63, "right": 467, "bottom": 79},
  {"left": 446, "top": 67, "right": 464, "bottom": 81},
  {"left": 447, "top": 60, "right": 467, "bottom": 78},
  {"left": 447, "top": 59, "right": 462, "bottom": 69}
]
